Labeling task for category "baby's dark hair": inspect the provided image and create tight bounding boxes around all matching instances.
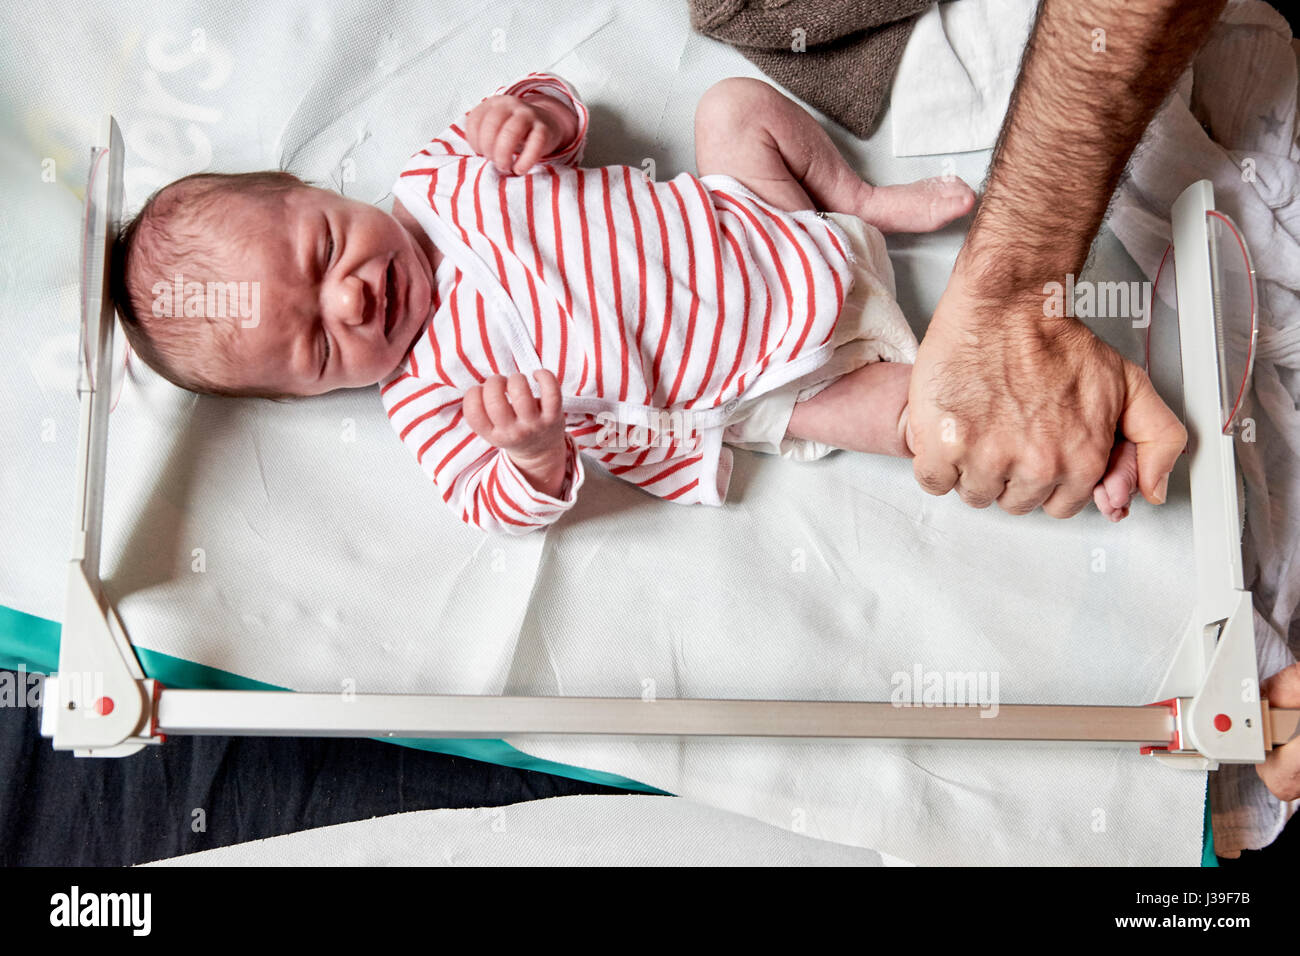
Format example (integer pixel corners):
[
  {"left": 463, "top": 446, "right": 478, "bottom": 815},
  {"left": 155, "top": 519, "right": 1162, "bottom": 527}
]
[{"left": 109, "top": 170, "right": 306, "bottom": 399}]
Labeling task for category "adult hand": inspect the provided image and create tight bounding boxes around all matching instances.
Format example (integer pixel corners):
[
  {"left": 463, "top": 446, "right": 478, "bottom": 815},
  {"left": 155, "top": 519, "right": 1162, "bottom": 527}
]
[
  {"left": 905, "top": 267, "right": 1187, "bottom": 518},
  {"left": 1258, "top": 662, "right": 1300, "bottom": 801},
  {"left": 901, "top": 0, "right": 1226, "bottom": 516}
]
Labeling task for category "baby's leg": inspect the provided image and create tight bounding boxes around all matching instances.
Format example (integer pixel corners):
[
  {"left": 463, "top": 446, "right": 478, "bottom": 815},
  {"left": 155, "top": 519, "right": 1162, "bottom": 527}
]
[
  {"left": 786, "top": 362, "right": 914, "bottom": 458},
  {"left": 694, "top": 77, "right": 975, "bottom": 230},
  {"left": 788, "top": 362, "right": 1145, "bottom": 522}
]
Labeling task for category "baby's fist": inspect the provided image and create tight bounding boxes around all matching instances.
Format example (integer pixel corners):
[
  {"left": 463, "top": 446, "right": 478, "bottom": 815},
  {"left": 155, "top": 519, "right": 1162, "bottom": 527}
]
[
  {"left": 465, "top": 95, "right": 560, "bottom": 176},
  {"left": 463, "top": 369, "right": 566, "bottom": 462}
]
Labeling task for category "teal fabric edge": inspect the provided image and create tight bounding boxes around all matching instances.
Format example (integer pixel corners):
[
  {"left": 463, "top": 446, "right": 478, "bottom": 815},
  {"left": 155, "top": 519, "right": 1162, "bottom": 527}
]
[
  {"left": 0, "top": 603, "right": 668, "bottom": 796},
  {"left": 1202, "top": 778, "right": 1217, "bottom": 867}
]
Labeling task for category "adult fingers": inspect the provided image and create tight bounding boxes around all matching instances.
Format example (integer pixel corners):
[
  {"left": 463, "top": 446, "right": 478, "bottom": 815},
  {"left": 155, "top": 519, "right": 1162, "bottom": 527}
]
[
  {"left": 912, "top": 456, "right": 960, "bottom": 498},
  {"left": 1040, "top": 444, "right": 1116, "bottom": 519},
  {"left": 996, "top": 473, "right": 1056, "bottom": 515},
  {"left": 957, "top": 468, "right": 1009, "bottom": 510},
  {"left": 1257, "top": 663, "right": 1300, "bottom": 801},
  {"left": 1262, "top": 662, "right": 1300, "bottom": 707},
  {"left": 1120, "top": 360, "right": 1187, "bottom": 505},
  {"left": 906, "top": 417, "right": 961, "bottom": 497}
]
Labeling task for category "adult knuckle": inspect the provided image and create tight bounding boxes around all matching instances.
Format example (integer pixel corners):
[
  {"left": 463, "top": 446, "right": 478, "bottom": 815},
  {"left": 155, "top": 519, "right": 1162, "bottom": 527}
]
[
  {"left": 997, "top": 497, "right": 1036, "bottom": 516},
  {"left": 914, "top": 469, "right": 947, "bottom": 494},
  {"left": 1045, "top": 497, "right": 1088, "bottom": 520},
  {"left": 957, "top": 483, "right": 995, "bottom": 508}
]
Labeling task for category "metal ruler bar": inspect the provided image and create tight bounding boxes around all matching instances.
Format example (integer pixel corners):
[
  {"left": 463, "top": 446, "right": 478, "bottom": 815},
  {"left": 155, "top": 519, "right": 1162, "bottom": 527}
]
[
  {"left": 1268, "top": 705, "right": 1299, "bottom": 748},
  {"left": 157, "top": 690, "right": 1177, "bottom": 743}
]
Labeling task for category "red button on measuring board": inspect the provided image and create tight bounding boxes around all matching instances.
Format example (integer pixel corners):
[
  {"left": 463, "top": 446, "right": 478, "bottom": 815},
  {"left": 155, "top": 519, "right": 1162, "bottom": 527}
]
[
  {"left": 94, "top": 697, "right": 114, "bottom": 716},
  {"left": 1213, "top": 713, "right": 1231, "bottom": 733}
]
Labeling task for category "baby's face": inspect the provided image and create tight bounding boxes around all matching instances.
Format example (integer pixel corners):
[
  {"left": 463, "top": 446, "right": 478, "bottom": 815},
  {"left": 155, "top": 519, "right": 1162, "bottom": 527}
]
[{"left": 221, "top": 185, "right": 435, "bottom": 396}]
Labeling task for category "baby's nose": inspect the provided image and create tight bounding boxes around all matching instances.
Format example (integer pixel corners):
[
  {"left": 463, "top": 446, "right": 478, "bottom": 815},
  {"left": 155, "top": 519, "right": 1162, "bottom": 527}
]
[{"left": 328, "top": 274, "right": 370, "bottom": 326}]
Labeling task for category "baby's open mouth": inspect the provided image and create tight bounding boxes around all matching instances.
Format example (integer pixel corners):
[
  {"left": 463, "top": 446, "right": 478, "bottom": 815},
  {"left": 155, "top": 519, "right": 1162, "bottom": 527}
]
[{"left": 383, "top": 260, "right": 397, "bottom": 341}]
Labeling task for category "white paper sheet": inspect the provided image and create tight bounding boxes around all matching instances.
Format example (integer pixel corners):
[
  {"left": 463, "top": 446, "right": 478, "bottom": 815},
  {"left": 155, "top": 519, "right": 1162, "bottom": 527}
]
[{"left": 142, "top": 794, "right": 904, "bottom": 866}]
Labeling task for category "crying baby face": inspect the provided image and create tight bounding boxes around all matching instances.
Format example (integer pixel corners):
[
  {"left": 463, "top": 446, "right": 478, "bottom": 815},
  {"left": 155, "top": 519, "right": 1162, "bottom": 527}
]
[
  {"left": 115, "top": 173, "right": 437, "bottom": 398},
  {"left": 214, "top": 184, "right": 436, "bottom": 395}
]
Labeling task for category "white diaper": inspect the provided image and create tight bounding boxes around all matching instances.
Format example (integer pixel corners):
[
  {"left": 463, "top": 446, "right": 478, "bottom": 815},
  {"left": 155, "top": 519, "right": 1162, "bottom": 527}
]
[{"left": 721, "top": 212, "right": 919, "bottom": 461}]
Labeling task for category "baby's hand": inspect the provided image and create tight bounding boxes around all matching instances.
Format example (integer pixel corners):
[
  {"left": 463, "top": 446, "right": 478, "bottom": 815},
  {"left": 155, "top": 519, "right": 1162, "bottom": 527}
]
[
  {"left": 463, "top": 370, "right": 566, "bottom": 463},
  {"left": 466, "top": 95, "right": 563, "bottom": 176}
]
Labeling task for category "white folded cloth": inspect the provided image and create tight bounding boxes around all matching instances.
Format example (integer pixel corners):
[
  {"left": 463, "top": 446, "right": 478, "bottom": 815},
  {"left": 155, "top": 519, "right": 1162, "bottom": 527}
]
[{"left": 888, "top": 0, "right": 1038, "bottom": 157}]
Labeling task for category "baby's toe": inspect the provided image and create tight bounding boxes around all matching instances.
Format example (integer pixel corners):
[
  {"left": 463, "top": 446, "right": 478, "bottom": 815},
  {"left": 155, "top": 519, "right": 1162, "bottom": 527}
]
[
  {"left": 857, "top": 177, "right": 976, "bottom": 234},
  {"left": 1095, "top": 439, "right": 1139, "bottom": 520},
  {"left": 1094, "top": 484, "right": 1122, "bottom": 522}
]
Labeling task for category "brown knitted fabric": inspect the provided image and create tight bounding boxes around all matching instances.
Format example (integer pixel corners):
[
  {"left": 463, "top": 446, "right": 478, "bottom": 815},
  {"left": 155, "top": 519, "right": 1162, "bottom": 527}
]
[{"left": 688, "top": 0, "right": 934, "bottom": 138}]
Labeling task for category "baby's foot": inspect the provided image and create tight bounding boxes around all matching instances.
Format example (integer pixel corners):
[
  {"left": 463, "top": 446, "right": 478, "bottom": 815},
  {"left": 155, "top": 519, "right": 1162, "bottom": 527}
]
[
  {"left": 856, "top": 176, "right": 977, "bottom": 234},
  {"left": 1093, "top": 439, "right": 1139, "bottom": 522}
]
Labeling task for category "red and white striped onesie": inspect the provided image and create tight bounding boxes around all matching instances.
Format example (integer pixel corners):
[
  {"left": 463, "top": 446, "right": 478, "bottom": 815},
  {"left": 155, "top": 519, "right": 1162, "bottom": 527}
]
[{"left": 380, "top": 72, "right": 856, "bottom": 535}]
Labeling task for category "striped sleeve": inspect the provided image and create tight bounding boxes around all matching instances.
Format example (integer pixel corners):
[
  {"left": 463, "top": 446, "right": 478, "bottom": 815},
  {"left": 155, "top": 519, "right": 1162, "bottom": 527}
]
[{"left": 381, "top": 376, "right": 586, "bottom": 535}]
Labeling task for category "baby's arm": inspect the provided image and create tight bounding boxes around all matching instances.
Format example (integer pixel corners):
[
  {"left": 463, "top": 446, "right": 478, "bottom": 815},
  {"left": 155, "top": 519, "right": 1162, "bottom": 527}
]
[{"left": 382, "top": 371, "right": 583, "bottom": 534}]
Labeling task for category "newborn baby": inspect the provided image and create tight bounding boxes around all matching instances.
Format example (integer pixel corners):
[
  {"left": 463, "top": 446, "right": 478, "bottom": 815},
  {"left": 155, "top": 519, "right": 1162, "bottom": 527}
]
[{"left": 110, "top": 73, "right": 1140, "bottom": 533}]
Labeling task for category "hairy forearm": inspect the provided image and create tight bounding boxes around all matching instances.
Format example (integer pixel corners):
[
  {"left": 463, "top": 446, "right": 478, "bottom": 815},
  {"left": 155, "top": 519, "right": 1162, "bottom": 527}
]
[{"left": 961, "top": 0, "right": 1226, "bottom": 301}]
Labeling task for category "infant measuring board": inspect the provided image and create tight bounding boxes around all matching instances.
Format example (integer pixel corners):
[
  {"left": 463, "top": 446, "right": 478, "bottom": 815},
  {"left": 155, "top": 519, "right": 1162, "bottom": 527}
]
[{"left": 40, "top": 116, "right": 1299, "bottom": 770}]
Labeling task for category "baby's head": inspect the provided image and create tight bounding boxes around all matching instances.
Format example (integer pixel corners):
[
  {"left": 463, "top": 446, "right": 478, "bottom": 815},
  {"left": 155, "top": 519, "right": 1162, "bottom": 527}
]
[{"left": 110, "top": 171, "right": 433, "bottom": 398}]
